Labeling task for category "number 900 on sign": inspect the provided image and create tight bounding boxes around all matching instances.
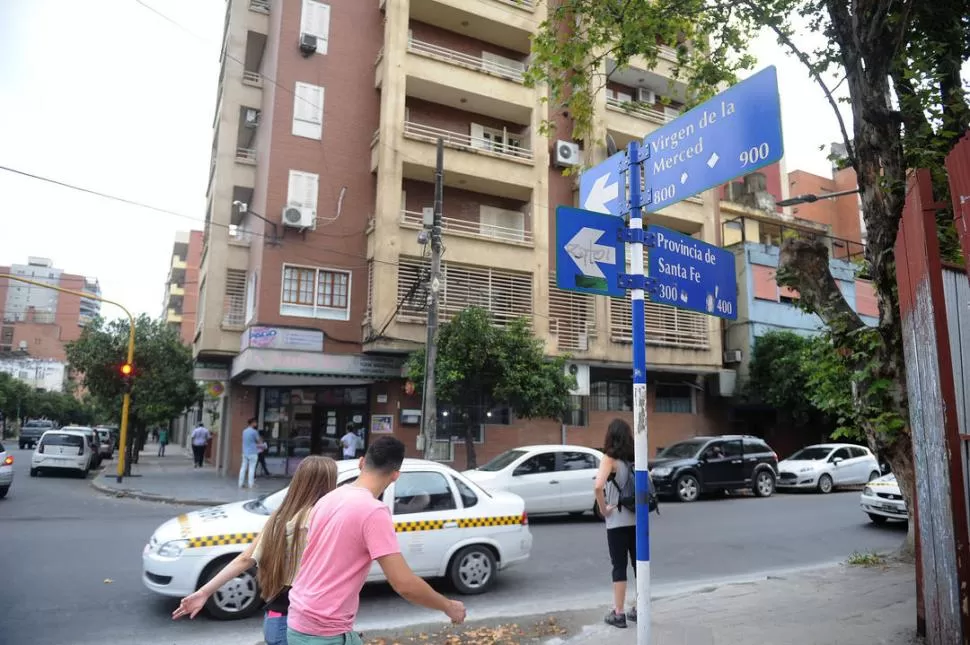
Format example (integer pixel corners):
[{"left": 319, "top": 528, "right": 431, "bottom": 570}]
[{"left": 740, "top": 143, "right": 770, "bottom": 168}]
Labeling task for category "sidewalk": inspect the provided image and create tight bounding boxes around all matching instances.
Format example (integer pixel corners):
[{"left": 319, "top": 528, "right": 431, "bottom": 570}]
[
  {"left": 90, "top": 442, "right": 289, "bottom": 506},
  {"left": 362, "top": 561, "right": 920, "bottom": 645}
]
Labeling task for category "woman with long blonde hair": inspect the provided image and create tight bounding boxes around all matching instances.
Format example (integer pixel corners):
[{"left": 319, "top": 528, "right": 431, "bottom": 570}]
[{"left": 173, "top": 455, "right": 338, "bottom": 645}]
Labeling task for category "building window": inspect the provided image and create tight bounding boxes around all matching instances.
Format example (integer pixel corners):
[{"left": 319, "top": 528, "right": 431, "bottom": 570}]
[
  {"left": 565, "top": 395, "right": 588, "bottom": 426},
  {"left": 280, "top": 265, "right": 351, "bottom": 321},
  {"left": 655, "top": 383, "right": 694, "bottom": 414},
  {"left": 437, "top": 413, "right": 485, "bottom": 443},
  {"left": 292, "top": 82, "right": 324, "bottom": 140},
  {"left": 590, "top": 380, "right": 632, "bottom": 411},
  {"left": 223, "top": 269, "right": 247, "bottom": 328},
  {"left": 300, "top": 0, "right": 331, "bottom": 55}
]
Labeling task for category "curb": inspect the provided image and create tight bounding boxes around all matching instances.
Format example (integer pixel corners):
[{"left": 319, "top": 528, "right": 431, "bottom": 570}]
[{"left": 88, "top": 476, "right": 228, "bottom": 507}]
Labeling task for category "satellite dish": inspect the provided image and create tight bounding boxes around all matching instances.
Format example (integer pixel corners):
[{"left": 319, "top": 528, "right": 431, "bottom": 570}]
[{"left": 606, "top": 134, "right": 618, "bottom": 156}]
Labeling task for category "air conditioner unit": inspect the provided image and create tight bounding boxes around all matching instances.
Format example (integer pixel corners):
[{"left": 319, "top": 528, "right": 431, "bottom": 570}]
[
  {"left": 723, "top": 349, "right": 742, "bottom": 364},
  {"left": 282, "top": 205, "right": 315, "bottom": 229},
  {"left": 637, "top": 88, "right": 656, "bottom": 104},
  {"left": 564, "top": 363, "right": 590, "bottom": 396},
  {"left": 555, "top": 140, "right": 580, "bottom": 167},
  {"left": 244, "top": 108, "right": 260, "bottom": 127},
  {"left": 299, "top": 33, "right": 318, "bottom": 56}
]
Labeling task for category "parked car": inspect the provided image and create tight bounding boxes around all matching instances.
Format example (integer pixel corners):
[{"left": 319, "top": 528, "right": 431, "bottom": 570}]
[
  {"left": 464, "top": 445, "right": 606, "bottom": 518},
  {"left": 30, "top": 429, "right": 94, "bottom": 478},
  {"left": 95, "top": 428, "right": 114, "bottom": 459},
  {"left": 19, "top": 419, "right": 55, "bottom": 450},
  {"left": 64, "top": 427, "right": 102, "bottom": 470},
  {"left": 648, "top": 435, "right": 779, "bottom": 503},
  {"left": 143, "top": 458, "right": 531, "bottom": 619},
  {"left": 860, "top": 473, "right": 907, "bottom": 524},
  {"left": 777, "top": 443, "right": 881, "bottom": 494},
  {"left": 0, "top": 441, "right": 13, "bottom": 498}
]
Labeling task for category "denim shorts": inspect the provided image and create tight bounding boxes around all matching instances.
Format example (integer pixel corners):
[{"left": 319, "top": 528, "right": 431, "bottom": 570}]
[
  {"left": 263, "top": 613, "right": 288, "bottom": 645},
  {"left": 286, "top": 627, "right": 363, "bottom": 645}
]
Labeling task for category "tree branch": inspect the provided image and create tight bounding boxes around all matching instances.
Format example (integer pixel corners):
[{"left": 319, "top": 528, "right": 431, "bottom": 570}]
[{"left": 738, "top": 0, "right": 855, "bottom": 163}]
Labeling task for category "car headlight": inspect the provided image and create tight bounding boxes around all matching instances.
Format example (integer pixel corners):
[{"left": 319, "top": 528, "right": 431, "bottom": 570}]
[
  {"left": 157, "top": 539, "right": 189, "bottom": 557},
  {"left": 651, "top": 467, "right": 672, "bottom": 478},
  {"left": 863, "top": 486, "right": 873, "bottom": 496}
]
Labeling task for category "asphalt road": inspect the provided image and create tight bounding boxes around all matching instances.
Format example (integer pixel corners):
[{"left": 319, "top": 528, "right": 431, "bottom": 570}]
[{"left": 0, "top": 447, "right": 907, "bottom": 645}]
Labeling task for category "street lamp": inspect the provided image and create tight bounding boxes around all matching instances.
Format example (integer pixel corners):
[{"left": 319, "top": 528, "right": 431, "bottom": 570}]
[{"left": 776, "top": 187, "right": 861, "bottom": 207}]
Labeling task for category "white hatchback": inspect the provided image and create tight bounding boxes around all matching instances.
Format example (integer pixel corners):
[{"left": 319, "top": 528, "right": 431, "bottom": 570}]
[
  {"left": 861, "top": 473, "right": 907, "bottom": 524},
  {"left": 30, "top": 429, "right": 93, "bottom": 478},
  {"left": 463, "top": 445, "right": 605, "bottom": 518},
  {"left": 776, "top": 443, "right": 881, "bottom": 494},
  {"left": 143, "top": 458, "right": 532, "bottom": 619}
]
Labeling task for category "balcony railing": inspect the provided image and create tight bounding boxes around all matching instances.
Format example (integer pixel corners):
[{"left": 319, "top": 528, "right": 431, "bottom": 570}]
[
  {"left": 401, "top": 209, "right": 533, "bottom": 245},
  {"left": 408, "top": 38, "right": 525, "bottom": 83},
  {"left": 492, "top": 0, "right": 534, "bottom": 9},
  {"left": 606, "top": 97, "right": 676, "bottom": 125},
  {"left": 242, "top": 70, "right": 263, "bottom": 87},
  {"left": 235, "top": 147, "right": 257, "bottom": 164},
  {"left": 249, "top": 0, "right": 270, "bottom": 14},
  {"left": 228, "top": 226, "right": 252, "bottom": 245},
  {"left": 403, "top": 121, "right": 533, "bottom": 162}
]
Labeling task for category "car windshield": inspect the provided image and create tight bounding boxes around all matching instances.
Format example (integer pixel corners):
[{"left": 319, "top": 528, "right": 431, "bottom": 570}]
[
  {"left": 788, "top": 447, "right": 833, "bottom": 461},
  {"left": 657, "top": 440, "right": 707, "bottom": 459},
  {"left": 478, "top": 449, "right": 528, "bottom": 472}
]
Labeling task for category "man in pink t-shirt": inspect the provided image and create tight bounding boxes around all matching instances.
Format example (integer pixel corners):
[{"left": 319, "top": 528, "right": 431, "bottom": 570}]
[{"left": 287, "top": 436, "right": 466, "bottom": 644}]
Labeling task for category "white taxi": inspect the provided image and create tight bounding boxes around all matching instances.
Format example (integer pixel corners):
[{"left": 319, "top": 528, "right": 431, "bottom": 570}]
[
  {"left": 860, "top": 473, "right": 908, "bottom": 524},
  {"left": 142, "top": 458, "right": 532, "bottom": 619}
]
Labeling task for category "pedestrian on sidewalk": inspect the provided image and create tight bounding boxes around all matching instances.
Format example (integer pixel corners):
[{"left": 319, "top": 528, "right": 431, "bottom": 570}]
[
  {"left": 157, "top": 427, "right": 169, "bottom": 457},
  {"left": 257, "top": 431, "right": 272, "bottom": 477},
  {"left": 594, "top": 418, "right": 638, "bottom": 629},
  {"left": 173, "top": 456, "right": 338, "bottom": 645},
  {"left": 286, "top": 436, "right": 466, "bottom": 644},
  {"left": 190, "top": 423, "right": 211, "bottom": 468},
  {"left": 240, "top": 418, "right": 260, "bottom": 488}
]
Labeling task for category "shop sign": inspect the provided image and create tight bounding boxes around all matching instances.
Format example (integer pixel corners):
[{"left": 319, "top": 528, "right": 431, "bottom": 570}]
[{"left": 241, "top": 326, "right": 324, "bottom": 352}]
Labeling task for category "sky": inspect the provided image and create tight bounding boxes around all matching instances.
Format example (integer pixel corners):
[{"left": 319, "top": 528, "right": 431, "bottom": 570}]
[{"left": 0, "top": 0, "right": 856, "bottom": 321}]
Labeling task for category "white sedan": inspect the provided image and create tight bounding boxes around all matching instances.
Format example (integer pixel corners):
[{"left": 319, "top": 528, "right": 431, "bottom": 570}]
[
  {"left": 776, "top": 443, "right": 881, "bottom": 494},
  {"left": 861, "top": 473, "right": 907, "bottom": 524},
  {"left": 143, "top": 458, "right": 532, "bottom": 619},
  {"left": 464, "top": 445, "right": 605, "bottom": 518}
]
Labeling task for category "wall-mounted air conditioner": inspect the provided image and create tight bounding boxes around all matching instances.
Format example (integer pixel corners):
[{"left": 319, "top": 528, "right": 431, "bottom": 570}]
[
  {"left": 554, "top": 140, "right": 580, "bottom": 167},
  {"left": 723, "top": 349, "right": 742, "bottom": 364},
  {"left": 282, "top": 205, "right": 315, "bottom": 229}
]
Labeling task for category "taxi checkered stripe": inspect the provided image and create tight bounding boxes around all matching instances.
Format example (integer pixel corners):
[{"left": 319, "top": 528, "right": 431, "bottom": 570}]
[
  {"left": 188, "top": 532, "right": 259, "bottom": 548},
  {"left": 394, "top": 515, "right": 522, "bottom": 533}
]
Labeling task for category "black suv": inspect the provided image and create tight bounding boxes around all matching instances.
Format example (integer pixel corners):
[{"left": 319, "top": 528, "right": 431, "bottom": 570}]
[
  {"left": 19, "top": 420, "right": 55, "bottom": 450},
  {"left": 648, "top": 435, "right": 779, "bottom": 503}
]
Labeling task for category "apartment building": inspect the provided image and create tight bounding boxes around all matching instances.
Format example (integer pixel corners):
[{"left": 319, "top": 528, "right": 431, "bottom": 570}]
[
  {"left": 162, "top": 231, "right": 204, "bottom": 345},
  {"left": 0, "top": 257, "right": 101, "bottom": 362},
  {"left": 196, "top": 0, "right": 730, "bottom": 477}
]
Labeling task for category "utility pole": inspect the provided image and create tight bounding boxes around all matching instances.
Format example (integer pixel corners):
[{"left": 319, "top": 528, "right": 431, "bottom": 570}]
[{"left": 421, "top": 138, "right": 444, "bottom": 459}]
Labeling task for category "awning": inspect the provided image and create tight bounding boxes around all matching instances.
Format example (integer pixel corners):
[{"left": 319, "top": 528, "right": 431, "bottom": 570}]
[{"left": 231, "top": 348, "right": 405, "bottom": 385}]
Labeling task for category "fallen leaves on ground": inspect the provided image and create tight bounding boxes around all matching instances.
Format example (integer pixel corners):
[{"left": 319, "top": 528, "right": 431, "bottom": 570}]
[{"left": 364, "top": 617, "right": 567, "bottom": 645}]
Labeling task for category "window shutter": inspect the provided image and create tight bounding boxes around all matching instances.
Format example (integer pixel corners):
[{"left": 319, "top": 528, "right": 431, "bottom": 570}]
[
  {"left": 294, "top": 83, "right": 323, "bottom": 124},
  {"left": 301, "top": 0, "right": 330, "bottom": 54},
  {"left": 470, "top": 123, "right": 486, "bottom": 149}
]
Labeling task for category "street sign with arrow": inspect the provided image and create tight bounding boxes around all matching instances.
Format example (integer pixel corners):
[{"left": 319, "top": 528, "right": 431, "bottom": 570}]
[
  {"left": 579, "top": 151, "right": 626, "bottom": 215},
  {"left": 555, "top": 206, "right": 626, "bottom": 297}
]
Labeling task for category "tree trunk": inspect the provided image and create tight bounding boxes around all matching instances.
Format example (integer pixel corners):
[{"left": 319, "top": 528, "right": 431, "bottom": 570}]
[{"left": 464, "top": 422, "right": 478, "bottom": 469}]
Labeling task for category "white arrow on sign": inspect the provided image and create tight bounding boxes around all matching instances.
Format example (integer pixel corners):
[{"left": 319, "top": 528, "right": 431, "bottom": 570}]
[
  {"left": 565, "top": 227, "right": 617, "bottom": 279},
  {"left": 583, "top": 173, "right": 619, "bottom": 214}
]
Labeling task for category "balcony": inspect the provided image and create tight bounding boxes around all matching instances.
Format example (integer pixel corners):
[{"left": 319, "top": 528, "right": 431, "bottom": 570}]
[
  {"left": 606, "top": 97, "right": 676, "bottom": 127},
  {"left": 235, "top": 147, "right": 256, "bottom": 165},
  {"left": 401, "top": 210, "right": 532, "bottom": 245},
  {"left": 166, "top": 308, "right": 183, "bottom": 324},
  {"left": 169, "top": 283, "right": 185, "bottom": 297},
  {"left": 401, "top": 38, "right": 533, "bottom": 123},
  {"left": 409, "top": 0, "right": 537, "bottom": 52},
  {"left": 171, "top": 256, "right": 187, "bottom": 271}
]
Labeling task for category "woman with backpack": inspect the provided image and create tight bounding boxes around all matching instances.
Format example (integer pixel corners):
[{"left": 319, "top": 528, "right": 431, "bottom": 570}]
[{"left": 594, "top": 418, "right": 638, "bottom": 628}]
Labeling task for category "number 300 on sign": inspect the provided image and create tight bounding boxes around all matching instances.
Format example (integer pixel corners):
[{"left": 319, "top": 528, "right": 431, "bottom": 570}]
[{"left": 740, "top": 143, "right": 770, "bottom": 168}]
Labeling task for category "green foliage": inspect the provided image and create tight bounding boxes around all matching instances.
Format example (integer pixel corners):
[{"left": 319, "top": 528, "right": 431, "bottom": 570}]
[
  {"left": 65, "top": 316, "right": 200, "bottom": 429},
  {"left": 0, "top": 372, "right": 98, "bottom": 428},
  {"left": 405, "top": 307, "right": 575, "bottom": 467},
  {"left": 746, "top": 331, "right": 817, "bottom": 425}
]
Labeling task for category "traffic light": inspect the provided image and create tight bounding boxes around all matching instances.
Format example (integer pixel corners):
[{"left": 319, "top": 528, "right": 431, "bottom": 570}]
[{"left": 120, "top": 362, "right": 134, "bottom": 392}]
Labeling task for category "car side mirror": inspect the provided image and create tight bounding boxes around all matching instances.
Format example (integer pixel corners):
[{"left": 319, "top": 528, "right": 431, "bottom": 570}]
[{"left": 832, "top": 457, "right": 843, "bottom": 465}]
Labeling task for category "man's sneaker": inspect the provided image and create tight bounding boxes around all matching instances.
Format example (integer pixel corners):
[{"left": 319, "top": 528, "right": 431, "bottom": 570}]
[
  {"left": 626, "top": 606, "right": 637, "bottom": 622},
  {"left": 604, "top": 610, "right": 627, "bottom": 628}
]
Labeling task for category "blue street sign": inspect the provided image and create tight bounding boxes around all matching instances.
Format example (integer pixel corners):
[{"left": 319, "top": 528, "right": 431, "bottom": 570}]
[
  {"left": 643, "top": 65, "right": 783, "bottom": 213},
  {"left": 646, "top": 224, "right": 738, "bottom": 320},
  {"left": 579, "top": 151, "right": 626, "bottom": 215},
  {"left": 555, "top": 206, "right": 627, "bottom": 297}
]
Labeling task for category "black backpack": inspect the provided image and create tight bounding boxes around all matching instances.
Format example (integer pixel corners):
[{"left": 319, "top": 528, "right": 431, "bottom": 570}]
[{"left": 609, "top": 461, "right": 659, "bottom": 514}]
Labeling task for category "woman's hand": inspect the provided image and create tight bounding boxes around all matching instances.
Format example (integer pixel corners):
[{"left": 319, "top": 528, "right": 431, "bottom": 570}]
[{"left": 172, "top": 591, "right": 208, "bottom": 620}]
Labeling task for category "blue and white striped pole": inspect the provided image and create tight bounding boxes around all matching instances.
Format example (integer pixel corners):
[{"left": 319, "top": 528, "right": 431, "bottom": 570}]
[{"left": 626, "top": 139, "right": 651, "bottom": 644}]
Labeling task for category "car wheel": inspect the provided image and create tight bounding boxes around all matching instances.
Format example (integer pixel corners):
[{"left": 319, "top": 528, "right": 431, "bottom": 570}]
[
  {"left": 0, "top": 486, "right": 8, "bottom": 499},
  {"left": 675, "top": 474, "right": 700, "bottom": 503},
  {"left": 754, "top": 470, "right": 775, "bottom": 497},
  {"left": 449, "top": 545, "right": 497, "bottom": 595},
  {"left": 868, "top": 470, "right": 880, "bottom": 482},
  {"left": 868, "top": 513, "right": 888, "bottom": 525},
  {"left": 29, "top": 468, "right": 38, "bottom": 477},
  {"left": 201, "top": 559, "right": 262, "bottom": 620},
  {"left": 816, "top": 474, "right": 834, "bottom": 494}
]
